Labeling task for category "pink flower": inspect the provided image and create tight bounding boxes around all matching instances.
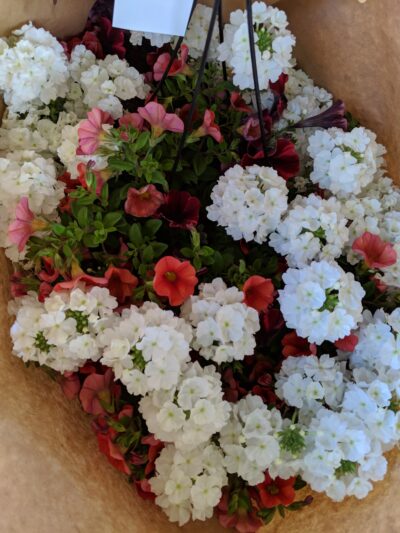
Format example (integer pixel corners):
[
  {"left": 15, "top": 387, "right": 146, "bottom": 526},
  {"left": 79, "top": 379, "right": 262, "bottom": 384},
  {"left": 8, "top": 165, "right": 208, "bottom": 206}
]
[
  {"left": 8, "top": 197, "right": 48, "bottom": 252},
  {"left": 79, "top": 368, "right": 120, "bottom": 415},
  {"left": 137, "top": 102, "right": 184, "bottom": 138},
  {"left": 54, "top": 273, "right": 108, "bottom": 292},
  {"left": 124, "top": 184, "right": 165, "bottom": 217},
  {"left": 153, "top": 44, "right": 191, "bottom": 82},
  {"left": 60, "top": 372, "right": 81, "bottom": 400},
  {"left": 352, "top": 232, "right": 397, "bottom": 269},
  {"left": 118, "top": 113, "right": 144, "bottom": 131},
  {"left": 193, "top": 110, "right": 223, "bottom": 143},
  {"left": 78, "top": 108, "right": 113, "bottom": 155}
]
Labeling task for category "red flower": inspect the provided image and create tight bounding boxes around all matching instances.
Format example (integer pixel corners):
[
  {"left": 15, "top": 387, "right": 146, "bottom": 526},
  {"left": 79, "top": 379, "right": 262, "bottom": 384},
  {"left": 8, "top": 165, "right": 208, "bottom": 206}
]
[
  {"left": 193, "top": 109, "right": 223, "bottom": 143},
  {"left": 153, "top": 256, "right": 198, "bottom": 306},
  {"left": 262, "top": 308, "right": 285, "bottom": 333},
  {"left": 38, "top": 282, "right": 53, "bottom": 302},
  {"left": 59, "top": 372, "right": 81, "bottom": 400},
  {"left": 80, "top": 368, "right": 120, "bottom": 415},
  {"left": 104, "top": 266, "right": 138, "bottom": 303},
  {"left": 230, "top": 92, "right": 252, "bottom": 114},
  {"left": 124, "top": 184, "right": 165, "bottom": 218},
  {"left": 216, "top": 488, "right": 263, "bottom": 533},
  {"left": 97, "top": 16, "right": 126, "bottom": 58},
  {"left": 335, "top": 333, "right": 359, "bottom": 352},
  {"left": 157, "top": 190, "right": 200, "bottom": 230},
  {"left": 282, "top": 331, "right": 317, "bottom": 358},
  {"left": 10, "top": 272, "right": 27, "bottom": 298},
  {"left": 242, "top": 138, "right": 300, "bottom": 180},
  {"left": 255, "top": 472, "right": 296, "bottom": 509},
  {"left": 243, "top": 275, "right": 275, "bottom": 312},
  {"left": 153, "top": 44, "right": 191, "bottom": 81},
  {"left": 137, "top": 102, "right": 184, "bottom": 138},
  {"left": 352, "top": 232, "right": 397, "bottom": 269},
  {"left": 38, "top": 257, "right": 60, "bottom": 283},
  {"left": 54, "top": 273, "right": 108, "bottom": 292},
  {"left": 8, "top": 197, "right": 48, "bottom": 252},
  {"left": 78, "top": 108, "right": 113, "bottom": 155}
]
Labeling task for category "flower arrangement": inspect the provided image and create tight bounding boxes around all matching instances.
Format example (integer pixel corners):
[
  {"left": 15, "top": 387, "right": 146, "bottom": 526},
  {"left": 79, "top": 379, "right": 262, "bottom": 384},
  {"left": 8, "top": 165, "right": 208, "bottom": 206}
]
[{"left": 2, "top": 1, "right": 399, "bottom": 531}]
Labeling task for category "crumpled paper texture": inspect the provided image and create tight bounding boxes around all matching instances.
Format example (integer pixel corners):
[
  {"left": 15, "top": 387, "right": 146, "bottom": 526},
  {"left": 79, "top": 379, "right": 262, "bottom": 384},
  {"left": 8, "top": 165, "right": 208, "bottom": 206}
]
[{"left": 0, "top": 1, "right": 400, "bottom": 532}]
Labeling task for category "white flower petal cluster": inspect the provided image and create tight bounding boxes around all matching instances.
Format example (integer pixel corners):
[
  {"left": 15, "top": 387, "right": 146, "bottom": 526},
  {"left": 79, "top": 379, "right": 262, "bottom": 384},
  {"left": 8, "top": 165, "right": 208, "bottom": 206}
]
[
  {"left": 130, "top": 5, "right": 219, "bottom": 60},
  {"left": 10, "top": 286, "right": 118, "bottom": 372},
  {"left": 150, "top": 443, "right": 227, "bottom": 526},
  {"left": 270, "top": 193, "right": 349, "bottom": 267},
  {"left": 100, "top": 302, "right": 192, "bottom": 396},
  {"left": 0, "top": 151, "right": 64, "bottom": 260},
  {"left": 219, "top": 395, "right": 282, "bottom": 485},
  {"left": 308, "top": 127, "right": 386, "bottom": 196},
  {"left": 0, "top": 23, "right": 69, "bottom": 113},
  {"left": 278, "top": 260, "right": 365, "bottom": 344},
  {"left": 139, "top": 362, "right": 231, "bottom": 451},
  {"left": 69, "top": 45, "right": 149, "bottom": 119},
  {"left": 207, "top": 164, "right": 288, "bottom": 244},
  {"left": 181, "top": 278, "right": 260, "bottom": 363},
  {"left": 218, "top": 2, "right": 295, "bottom": 90},
  {"left": 274, "top": 354, "right": 400, "bottom": 501}
]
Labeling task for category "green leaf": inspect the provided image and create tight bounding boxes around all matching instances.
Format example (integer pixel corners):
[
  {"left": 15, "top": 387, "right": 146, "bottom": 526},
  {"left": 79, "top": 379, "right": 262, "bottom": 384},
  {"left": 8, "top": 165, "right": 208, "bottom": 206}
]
[
  {"left": 151, "top": 242, "right": 168, "bottom": 258},
  {"left": 181, "top": 247, "right": 194, "bottom": 258},
  {"left": 258, "top": 507, "right": 276, "bottom": 525},
  {"left": 77, "top": 207, "right": 89, "bottom": 228},
  {"left": 129, "top": 224, "right": 143, "bottom": 247},
  {"left": 52, "top": 223, "right": 66, "bottom": 237},
  {"left": 142, "top": 245, "right": 154, "bottom": 263},
  {"left": 135, "top": 131, "right": 151, "bottom": 151},
  {"left": 103, "top": 211, "right": 123, "bottom": 228},
  {"left": 143, "top": 219, "right": 162, "bottom": 238}
]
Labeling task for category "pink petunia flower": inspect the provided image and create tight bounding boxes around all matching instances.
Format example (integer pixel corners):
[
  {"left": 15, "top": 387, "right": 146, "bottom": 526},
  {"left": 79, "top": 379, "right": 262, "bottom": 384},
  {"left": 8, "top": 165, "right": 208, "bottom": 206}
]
[
  {"left": 124, "top": 184, "right": 165, "bottom": 217},
  {"left": 153, "top": 44, "right": 191, "bottom": 82},
  {"left": 119, "top": 113, "right": 144, "bottom": 131},
  {"left": 352, "top": 232, "right": 397, "bottom": 269},
  {"left": 8, "top": 197, "right": 48, "bottom": 252},
  {"left": 137, "top": 102, "right": 184, "bottom": 138},
  {"left": 193, "top": 110, "right": 223, "bottom": 143},
  {"left": 79, "top": 368, "right": 120, "bottom": 415},
  {"left": 78, "top": 108, "right": 114, "bottom": 155}
]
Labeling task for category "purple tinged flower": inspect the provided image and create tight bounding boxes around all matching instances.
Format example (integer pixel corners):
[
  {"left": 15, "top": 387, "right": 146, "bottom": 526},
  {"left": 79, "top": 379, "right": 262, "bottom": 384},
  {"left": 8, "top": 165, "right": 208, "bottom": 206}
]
[{"left": 294, "top": 100, "right": 348, "bottom": 130}]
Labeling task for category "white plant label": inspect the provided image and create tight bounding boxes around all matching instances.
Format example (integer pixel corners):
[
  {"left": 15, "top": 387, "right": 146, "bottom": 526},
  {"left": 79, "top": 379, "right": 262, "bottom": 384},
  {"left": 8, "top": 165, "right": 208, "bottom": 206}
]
[{"left": 113, "top": 0, "right": 193, "bottom": 37}]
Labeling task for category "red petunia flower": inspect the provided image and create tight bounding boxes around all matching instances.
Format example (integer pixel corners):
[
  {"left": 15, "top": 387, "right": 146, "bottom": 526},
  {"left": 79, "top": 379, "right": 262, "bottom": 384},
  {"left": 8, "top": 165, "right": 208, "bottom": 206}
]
[
  {"left": 335, "top": 333, "right": 359, "bottom": 352},
  {"left": 153, "top": 44, "right": 191, "bottom": 81},
  {"left": 216, "top": 488, "right": 263, "bottom": 533},
  {"left": 255, "top": 472, "right": 296, "bottom": 509},
  {"left": 352, "top": 232, "right": 397, "bottom": 269},
  {"left": 282, "top": 331, "right": 317, "bottom": 358},
  {"left": 78, "top": 108, "right": 114, "bottom": 155},
  {"left": 104, "top": 265, "right": 138, "bottom": 303},
  {"left": 8, "top": 197, "right": 48, "bottom": 252},
  {"left": 193, "top": 109, "right": 223, "bottom": 143},
  {"left": 80, "top": 368, "right": 120, "bottom": 416},
  {"left": 243, "top": 275, "right": 275, "bottom": 312},
  {"left": 153, "top": 256, "right": 198, "bottom": 306},
  {"left": 156, "top": 190, "right": 200, "bottom": 230},
  {"left": 242, "top": 138, "right": 300, "bottom": 180},
  {"left": 230, "top": 92, "right": 252, "bottom": 114},
  {"left": 124, "top": 184, "right": 165, "bottom": 218}
]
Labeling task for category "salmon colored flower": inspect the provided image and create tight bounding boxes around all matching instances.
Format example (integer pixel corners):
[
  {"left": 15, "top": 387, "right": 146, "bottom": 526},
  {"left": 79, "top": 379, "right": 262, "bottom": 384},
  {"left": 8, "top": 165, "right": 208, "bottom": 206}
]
[
  {"left": 153, "top": 44, "right": 191, "bottom": 81},
  {"left": 156, "top": 190, "right": 200, "bottom": 229},
  {"left": 255, "top": 472, "right": 296, "bottom": 509},
  {"left": 78, "top": 107, "right": 113, "bottom": 155},
  {"left": 282, "top": 331, "right": 317, "bottom": 358},
  {"left": 60, "top": 372, "right": 81, "bottom": 400},
  {"left": 352, "top": 232, "right": 397, "bottom": 269},
  {"left": 153, "top": 256, "right": 198, "bottom": 306},
  {"left": 80, "top": 368, "right": 120, "bottom": 415},
  {"left": 137, "top": 102, "right": 184, "bottom": 138},
  {"left": 193, "top": 110, "right": 223, "bottom": 143},
  {"left": 8, "top": 197, "right": 48, "bottom": 252},
  {"left": 54, "top": 273, "right": 108, "bottom": 292},
  {"left": 104, "top": 265, "right": 138, "bottom": 303},
  {"left": 118, "top": 112, "right": 144, "bottom": 131},
  {"left": 124, "top": 184, "right": 165, "bottom": 217},
  {"left": 243, "top": 275, "right": 275, "bottom": 312}
]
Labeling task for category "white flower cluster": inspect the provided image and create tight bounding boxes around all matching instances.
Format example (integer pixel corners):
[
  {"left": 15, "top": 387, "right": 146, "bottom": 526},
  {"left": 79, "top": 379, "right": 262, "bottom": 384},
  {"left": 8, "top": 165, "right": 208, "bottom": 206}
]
[
  {"left": 130, "top": 4, "right": 219, "bottom": 60},
  {"left": 207, "top": 164, "right": 288, "bottom": 244},
  {"left": 150, "top": 443, "right": 227, "bottom": 526},
  {"left": 0, "top": 23, "right": 69, "bottom": 113},
  {"left": 269, "top": 194, "right": 349, "bottom": 267},
  {"left": 69, "top": 45, "right": 149, "bottom": 119},
  {"left": 274, "top": 354, "right": 400, "bottom": 501},
  {"left": 100, "top": 303, "right": 192, "bottom": 396},
  {"left": 139, "top": 362, "right": 231, "bottom": 451},
  {"left": 308, "top": 127, "right": 386, "bottom": 196},
  {"left": 220, "top": 395, "right": 282, "bottom": 485},
  {"left": 10, "top": 286, "right": 118, "bottom": 372},
  {"left": 278, "top": 260, "right": 365, "bottom": 344},
  {"left": 181, "top": 278, "right": 260, "bottom": 363},
  {"left": 218, "top": 2, "right": 295, "bottom": 90},
  {"left": 0, "top": 151, "right": 64, "bottom": 260}
]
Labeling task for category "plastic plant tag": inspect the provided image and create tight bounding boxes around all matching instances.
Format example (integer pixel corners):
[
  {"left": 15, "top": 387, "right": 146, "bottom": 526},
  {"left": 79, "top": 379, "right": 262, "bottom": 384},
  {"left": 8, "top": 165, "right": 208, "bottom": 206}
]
[{"left": 113, "top": 0, "right": 193, "bottom": 36}]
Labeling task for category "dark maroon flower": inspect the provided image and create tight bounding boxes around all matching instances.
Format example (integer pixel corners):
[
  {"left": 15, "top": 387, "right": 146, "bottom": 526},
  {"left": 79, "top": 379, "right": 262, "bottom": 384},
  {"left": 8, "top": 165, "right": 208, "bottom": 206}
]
[
  {"left": 269, "top": 73, "right": 288, "bottom": 119},
  {"left": 242, "top": 138, "right": 300, "bottom": 180},
  {"left": 295, "top": 100, "right": 347, "bottom": 130},
  {"left": 157, "top": 190, "right": 201, "bottom": 230},
  {"left": 97, "top": 17, "right": 126, "bottom": 59}
]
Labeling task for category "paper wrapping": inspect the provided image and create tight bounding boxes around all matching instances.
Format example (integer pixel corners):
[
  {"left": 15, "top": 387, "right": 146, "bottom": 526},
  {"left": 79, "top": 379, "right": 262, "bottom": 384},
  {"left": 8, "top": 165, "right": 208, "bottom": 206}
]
[{"left": 1, "top": 0, "right": 400, "bottom": 532}]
